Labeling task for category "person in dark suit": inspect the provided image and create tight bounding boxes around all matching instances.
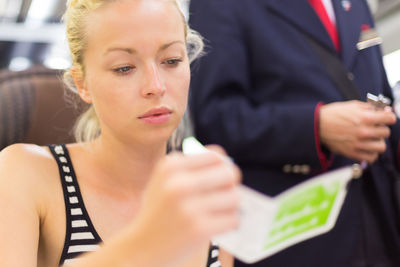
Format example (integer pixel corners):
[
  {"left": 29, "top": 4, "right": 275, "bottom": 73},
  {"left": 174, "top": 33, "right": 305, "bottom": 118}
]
[{"left": 189, "top": 0, "right": 400, "bottom": 266}]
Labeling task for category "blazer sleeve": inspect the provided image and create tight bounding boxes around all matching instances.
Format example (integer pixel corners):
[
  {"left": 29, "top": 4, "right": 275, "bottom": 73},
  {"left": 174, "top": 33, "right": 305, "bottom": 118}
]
[{"left": 189, "top": 0, "right": 325, "bottom": 169}]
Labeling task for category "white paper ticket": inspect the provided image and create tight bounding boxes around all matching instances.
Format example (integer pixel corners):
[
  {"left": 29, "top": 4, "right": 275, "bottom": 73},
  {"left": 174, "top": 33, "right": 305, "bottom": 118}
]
[{"left": 182, "top": 137, "right": 356, "bottom": 264}]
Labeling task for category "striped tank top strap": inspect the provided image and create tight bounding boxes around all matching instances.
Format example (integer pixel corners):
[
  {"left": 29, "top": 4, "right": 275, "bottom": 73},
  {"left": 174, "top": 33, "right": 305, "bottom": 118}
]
[
  {"left": 48, "top": 144, "right": 102, "bottom": 266},
  {"left": 206, "top": 242, "right": 221, "bottom": 267}
]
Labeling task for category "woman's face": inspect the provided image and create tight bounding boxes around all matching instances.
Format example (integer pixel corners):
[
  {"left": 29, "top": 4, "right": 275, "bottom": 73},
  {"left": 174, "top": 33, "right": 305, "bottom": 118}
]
[{"left": 80, "top": 0, "right": 190, "bottom": 146}]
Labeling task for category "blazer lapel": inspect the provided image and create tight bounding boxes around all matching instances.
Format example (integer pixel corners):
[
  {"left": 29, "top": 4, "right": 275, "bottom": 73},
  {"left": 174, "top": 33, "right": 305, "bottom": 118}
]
[
  {"left": 266, "top": 0, "right": 336, "bottom": 53},
  {"left": 332, "top": 0, "right": 362, "bottom": 69}
]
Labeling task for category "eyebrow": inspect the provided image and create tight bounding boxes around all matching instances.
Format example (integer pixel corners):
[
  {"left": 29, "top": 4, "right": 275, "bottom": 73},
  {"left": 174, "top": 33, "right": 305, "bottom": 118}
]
[
  {"left": 104, "top": 41, "right": 185, "bottom": 55},
  {"left": 159, "top": 40, "right": 185, "bottom": 51},
  {"left": 104, "top": 47, "right": 136, "bottom": 55}
]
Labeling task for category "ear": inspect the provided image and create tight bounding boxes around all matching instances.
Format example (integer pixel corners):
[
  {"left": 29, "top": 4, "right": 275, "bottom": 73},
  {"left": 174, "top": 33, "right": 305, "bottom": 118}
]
[{"left": 71, "top": 66, "right": 92, "bottom": 104}]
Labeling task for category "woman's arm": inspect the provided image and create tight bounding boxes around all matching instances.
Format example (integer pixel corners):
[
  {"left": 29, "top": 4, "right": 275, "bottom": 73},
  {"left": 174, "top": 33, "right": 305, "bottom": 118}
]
[{"left": 0, "top": 145, "right": 42, "bottom": 267}]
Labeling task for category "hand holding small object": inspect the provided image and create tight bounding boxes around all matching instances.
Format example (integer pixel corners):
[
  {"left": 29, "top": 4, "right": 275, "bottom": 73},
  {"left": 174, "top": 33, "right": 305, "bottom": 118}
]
[{"left": 319, "top": 95, "right": 396, "bottom": 164}]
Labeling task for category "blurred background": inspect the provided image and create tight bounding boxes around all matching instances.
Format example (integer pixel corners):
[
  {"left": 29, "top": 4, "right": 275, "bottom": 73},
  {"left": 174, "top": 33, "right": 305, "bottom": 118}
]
[
  {"left": 0, "top": 0, "right": 69, "bottom": 71},
  {"left": 0, "top": 0, "right": 398, "bottom": 83}
]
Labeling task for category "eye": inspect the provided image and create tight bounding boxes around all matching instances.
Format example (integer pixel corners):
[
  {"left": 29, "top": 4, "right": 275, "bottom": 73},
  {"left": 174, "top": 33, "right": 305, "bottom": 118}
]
[
  {"left": 163, "top": 58, "right": 183, "bottom": 67},
  {"left": 112, "top": 65, "right": 135, "bottom": 75}
]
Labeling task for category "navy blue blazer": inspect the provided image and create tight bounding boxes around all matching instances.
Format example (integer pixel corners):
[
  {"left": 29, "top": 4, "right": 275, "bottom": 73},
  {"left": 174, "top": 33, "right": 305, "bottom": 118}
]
[{"left": 189, "top": 0, "right": 400, "bottom": 266}]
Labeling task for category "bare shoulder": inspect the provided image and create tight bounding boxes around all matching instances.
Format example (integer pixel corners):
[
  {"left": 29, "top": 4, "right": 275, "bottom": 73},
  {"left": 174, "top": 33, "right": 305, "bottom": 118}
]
[
  {"left": 0, "top": 143, "right": 55, "bottom": 175},
  {"left": 0, "top": 143, "right": 53, "bottom": 159},
  {"left": 0, "top": 143, "right": 59, "bottom": 202}
]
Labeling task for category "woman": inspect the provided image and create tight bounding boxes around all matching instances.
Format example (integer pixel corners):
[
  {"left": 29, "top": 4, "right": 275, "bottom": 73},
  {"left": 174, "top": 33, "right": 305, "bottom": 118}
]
[{"left": 0, "top": 0, "right": 241, "bottom": 266}]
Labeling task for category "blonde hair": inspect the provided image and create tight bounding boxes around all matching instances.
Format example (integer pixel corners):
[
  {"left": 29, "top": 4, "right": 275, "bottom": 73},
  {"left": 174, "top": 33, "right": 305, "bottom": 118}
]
[{"left": 63, "top": 0, "right": 204, "bottom": 148}]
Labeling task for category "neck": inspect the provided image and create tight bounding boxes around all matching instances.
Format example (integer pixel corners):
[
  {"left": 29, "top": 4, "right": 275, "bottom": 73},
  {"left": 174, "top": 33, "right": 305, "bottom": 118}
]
[{"left": 84, "top": 130, "right": 168, "bottom": 196}]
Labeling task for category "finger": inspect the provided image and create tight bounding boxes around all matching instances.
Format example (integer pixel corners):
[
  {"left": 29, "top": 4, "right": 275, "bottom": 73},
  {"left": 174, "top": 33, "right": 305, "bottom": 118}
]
[
  {"left": 152, "top": 153, "right": 226, "bottom": 188},
  {"left": 356, "top": 125, "right": 391, "bottom": 140},
  {"left": 175, "top": 163, "right": 241, "bottom": 194},
  {"left": 362, "top": 109, "right": 396, "bottom": 126},
  {"left": 354, "top": 139, "right": 387, "bottom": 154},
  {"left": 364, "top": 102, "right": 393, "bottom": 112},
  {"left": 350, "top": 149, "right": 379, "bottom": 163},
  {"left": 167, "top": 152, "right": 225, "bottom": 171},
  {"left": 384, "top": 106, "right": 394, "bottom": 112},
  {"left": 201, "top": 212, "right": 240, "bottom": 238},
  {"left": 196, "top": 188, "right": 240, "bottom": 214},
  {"left": 205, "top": 145, "right": 235, "bottom": 166},
  {"left": 205, "top": 145, "right": 228, "bottom": 157},
  {"left": 359, "top": 101, "right": 376, "bottom": 109}
]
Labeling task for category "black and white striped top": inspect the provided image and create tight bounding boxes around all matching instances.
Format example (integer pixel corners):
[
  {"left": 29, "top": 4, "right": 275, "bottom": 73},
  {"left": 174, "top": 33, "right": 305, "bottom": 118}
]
[{"left": 49, "top": 144, "right": 221, "bottom": 267}]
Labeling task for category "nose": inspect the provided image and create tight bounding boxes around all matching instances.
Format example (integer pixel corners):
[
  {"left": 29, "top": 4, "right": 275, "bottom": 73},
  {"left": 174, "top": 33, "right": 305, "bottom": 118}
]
[{"left": 141, "top": 63, "right": 166, "bottom": 98}]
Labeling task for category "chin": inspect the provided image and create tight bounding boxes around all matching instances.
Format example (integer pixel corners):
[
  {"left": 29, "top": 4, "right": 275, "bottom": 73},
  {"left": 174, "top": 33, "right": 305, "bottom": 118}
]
[{"left": 144, "top": 127, "right": 176, "bottom": 146}]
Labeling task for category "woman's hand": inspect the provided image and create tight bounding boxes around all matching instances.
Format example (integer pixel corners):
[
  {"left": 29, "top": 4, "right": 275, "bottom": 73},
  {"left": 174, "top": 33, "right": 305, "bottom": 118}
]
[{"left": 131, "top": 147, "right": 241, "bottom": 266}]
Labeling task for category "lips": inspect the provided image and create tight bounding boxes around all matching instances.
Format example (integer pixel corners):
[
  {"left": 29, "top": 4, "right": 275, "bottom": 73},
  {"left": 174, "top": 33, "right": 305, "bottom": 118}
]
[{"left": 138, "top": 107, "right": 173, "bottom": 124}]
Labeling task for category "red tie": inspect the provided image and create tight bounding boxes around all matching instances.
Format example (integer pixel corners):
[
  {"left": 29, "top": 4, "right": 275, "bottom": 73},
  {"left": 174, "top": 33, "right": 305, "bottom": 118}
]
[{"left": 309, "top": 0, "right": 341, "bottom": 52}]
